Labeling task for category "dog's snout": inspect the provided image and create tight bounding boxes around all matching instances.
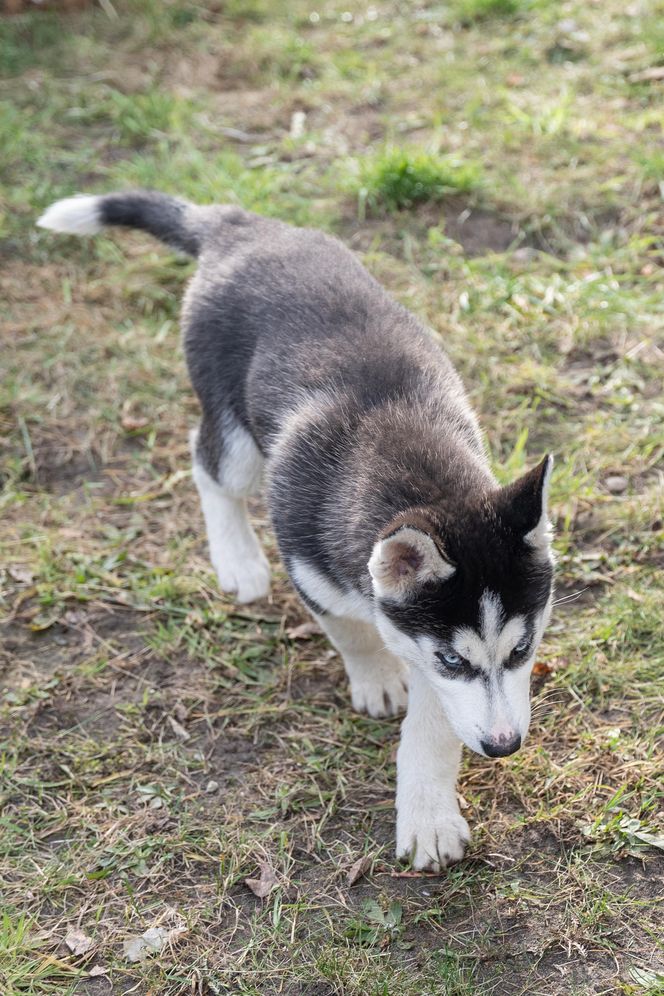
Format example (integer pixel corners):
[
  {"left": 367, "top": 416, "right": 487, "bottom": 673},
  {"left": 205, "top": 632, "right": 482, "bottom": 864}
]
[{"left": 481, "top": 733, "right": 522, "bottom": 758}]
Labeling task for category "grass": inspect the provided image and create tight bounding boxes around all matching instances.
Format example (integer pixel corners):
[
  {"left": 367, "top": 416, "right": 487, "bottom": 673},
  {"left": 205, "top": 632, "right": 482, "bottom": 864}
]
[
  {"left": 351, "top": 147, "right": 482, "bottom": 216},
  {"left": 1, "top": 0, "right": 663, "bottom": 994},
  {"left": 452, "top": 0, "right": 522, "bottom": 26}
]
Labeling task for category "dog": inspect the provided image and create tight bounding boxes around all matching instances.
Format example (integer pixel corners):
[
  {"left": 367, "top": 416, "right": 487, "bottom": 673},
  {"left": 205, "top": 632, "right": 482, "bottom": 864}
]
[{"left": 37, "top": 190, "right": 555, "bottom": 870}]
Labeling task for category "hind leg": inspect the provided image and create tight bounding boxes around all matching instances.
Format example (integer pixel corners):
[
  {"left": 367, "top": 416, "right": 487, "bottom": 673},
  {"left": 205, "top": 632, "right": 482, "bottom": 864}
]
[{"left": 191, "top": 419, "right": 271, "bottom": 604}]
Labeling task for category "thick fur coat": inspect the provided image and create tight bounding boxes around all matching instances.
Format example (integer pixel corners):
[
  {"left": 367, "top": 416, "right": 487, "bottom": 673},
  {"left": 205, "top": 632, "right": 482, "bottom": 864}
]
[{"left": 38, "top": 190, "right": 555, "bottom": 870}]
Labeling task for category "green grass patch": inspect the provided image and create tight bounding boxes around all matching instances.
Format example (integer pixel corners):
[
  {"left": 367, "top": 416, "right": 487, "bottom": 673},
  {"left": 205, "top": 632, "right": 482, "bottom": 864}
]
[
  {"left": 68, "top": 88, "right": 200, "bottom": 147},
  {"left": 0, "top": 12, "right": 65, "bottom": 78},
  {"left": 351, "top": 147, "right": 482, "bottom": 216},
  {"left": 0, "top": 910, "right": 80, "bottom": 995},
  {"left": 243, "top": 25, "right": 321, "bottom": 82},
  {"left": 452, "top": 0, "right": 523, "bottom": 25}
]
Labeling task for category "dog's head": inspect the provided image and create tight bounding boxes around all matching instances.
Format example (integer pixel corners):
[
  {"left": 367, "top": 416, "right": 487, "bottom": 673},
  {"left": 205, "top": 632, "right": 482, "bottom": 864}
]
[{"left": 368, "top": 456, "right": 554, "bottom": 757}]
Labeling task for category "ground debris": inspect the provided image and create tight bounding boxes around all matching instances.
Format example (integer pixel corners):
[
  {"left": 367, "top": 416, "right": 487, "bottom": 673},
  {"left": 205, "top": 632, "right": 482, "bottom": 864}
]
[
  {"left": 605, "top": 475, "right": 629, "bottom": 494},
  {"left": 122, "top": 925, "right": 187, "bottom": 963},
  {"left": 245, "top": 860, "right": 279, "bottom": 899},
  {"left": 167, "top": 715, "right": 190, "bottom": 741},
  {"left": 347, "top": 854, "right": 372, "bottom": 886},
  {"left": 64, "top": 928, "right": 95, "bottom": 957},
  {"left": 286, "top": 620, "right": 321, "bottom": 640}
]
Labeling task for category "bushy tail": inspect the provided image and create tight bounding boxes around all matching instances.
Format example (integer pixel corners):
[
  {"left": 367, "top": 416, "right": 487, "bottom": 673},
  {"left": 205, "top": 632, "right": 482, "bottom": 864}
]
[{"left": 37, "top": 189, "right": 202, "bottom": 256}]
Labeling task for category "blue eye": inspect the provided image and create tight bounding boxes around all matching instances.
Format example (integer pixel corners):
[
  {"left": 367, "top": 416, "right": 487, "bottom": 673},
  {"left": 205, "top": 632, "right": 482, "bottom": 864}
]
[
  {"left": 514, "top": 638, "right": 530, "bottom": 655},
  {"left": 436, "top": 651, "right": 462, "bottom": 668}
]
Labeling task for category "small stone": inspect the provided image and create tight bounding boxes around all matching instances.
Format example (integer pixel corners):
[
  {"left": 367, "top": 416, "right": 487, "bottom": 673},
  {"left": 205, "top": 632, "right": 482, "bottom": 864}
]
[
  {"left": 557, "top": 18, "right": 578, "bottom": 33},
  {"left": 289, "top": 110, "right": 306, "bottom": 139},
  {"left": 512, "top": 247, "right": 538, "bottom": 263},
  {"left": 605, "top": 475, "right": 628, "bottom": 494},
  {"left": 205, "top": 780, "right": 219, "bottom": 793}
]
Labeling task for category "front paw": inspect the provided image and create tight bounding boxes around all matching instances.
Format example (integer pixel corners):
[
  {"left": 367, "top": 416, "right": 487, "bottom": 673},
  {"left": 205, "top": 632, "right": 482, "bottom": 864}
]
[
  {"left": 349, "top": 663, "right": 409, "bottom": 718},
  {"left": 213, "top": 553, "right": 271, "bottom": 604},
  {"left": 396, "top": 803, "right": 470, "bottom": 871}
]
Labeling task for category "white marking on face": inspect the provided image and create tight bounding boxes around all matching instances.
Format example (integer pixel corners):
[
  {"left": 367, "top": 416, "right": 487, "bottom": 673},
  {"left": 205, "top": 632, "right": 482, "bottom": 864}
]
[
  {"left": 420, "top": 631, "right": 534, "bottom": 755},
  {"left": 482, "top": 591, "right": 502, "bottom": 643},
  {"left": 451, "top": 590, "right": 526, "bottom": 673},
  {"left": 290, "top": 557, "right": 374, "bottom": 622},
  {"left": 374, "top": 593, "right": 554, "bottom": 757}
]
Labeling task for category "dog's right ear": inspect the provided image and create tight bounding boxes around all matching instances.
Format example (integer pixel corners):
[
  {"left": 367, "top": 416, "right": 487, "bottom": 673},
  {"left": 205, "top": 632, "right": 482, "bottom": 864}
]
[
  {"left": 368, "top": 520, "right": 455, "bottom": 600},
  {"left": 498, "top": 454, "right": 554, "bottom": 558}
]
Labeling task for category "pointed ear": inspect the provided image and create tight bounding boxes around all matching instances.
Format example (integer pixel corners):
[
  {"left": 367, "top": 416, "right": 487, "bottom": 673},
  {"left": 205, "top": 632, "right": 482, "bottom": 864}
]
[
  {"left": 500, "top": 454, "right": 554, "bottom": 554},
  {"left": 368, "top": 523, "right": 455, "bottom": 600}
]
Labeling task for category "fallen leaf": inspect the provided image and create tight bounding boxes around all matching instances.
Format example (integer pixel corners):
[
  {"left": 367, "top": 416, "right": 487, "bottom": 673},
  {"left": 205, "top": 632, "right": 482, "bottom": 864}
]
[
  {"left": 122, "top": 925, "right": 186, "bottom": 963},
  {"left": 8, "top": 565, "right": 35, "bottom": 584},
  {"left": 120, "top": 402, "right": 150, "bottom": 432},
  {"left": 29, "top": 614, "right": 60, "bottom": 632},
  {"left": 89, "top": 965, "right": 109, "bottom": 977},
  {"left": 628, "top": 967, "right": 664, "bottom": 987},
  {"left": 167, "top": 716, "right": 190, "bottom": 741},
  {"left": 173, "top": 702, "right": 188, "bottom": 722},
  {"left": 245, "top": 861, "right": 279, "bottom": 899},
  {"left": 629, "top": 65, "right": 664, "bottom": 82},
  {"left": 286, "top": 621, "right": 321, "bottom": 640},
  {"left": 122, "top": 415, "right": 150, "bottom": 431},
  {"left": 65, "top": 928, "right": 94, "bottom": 957},
  {"left": 62, "top": 609, "right": 87, "bottom": 628},
  {"left": 347, "top": 855, "right": 372, "bottom": 886},
  {"left": 533, "top": 660, "right": 554, "bottom": 676},
  {"left": 633, "top": 829, "right": 664, "bottom": 852}
]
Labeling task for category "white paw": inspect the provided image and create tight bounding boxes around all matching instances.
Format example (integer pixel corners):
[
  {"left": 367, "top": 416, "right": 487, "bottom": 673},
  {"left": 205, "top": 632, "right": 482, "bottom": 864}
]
[
  {"left": 396, "top": 802, "right": 470, "bottom": 871},
  {"left": 214, "top": 552, "right": 271, "bottom": 604},
  {"left": 349, "top": 662, "right": 409, "bottom": 718}
]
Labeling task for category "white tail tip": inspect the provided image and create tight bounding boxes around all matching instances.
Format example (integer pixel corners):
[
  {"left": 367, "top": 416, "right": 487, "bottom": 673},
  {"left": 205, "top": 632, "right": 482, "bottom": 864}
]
[{"left": 37, "top": 195, "right": 103, "bottom": 235}]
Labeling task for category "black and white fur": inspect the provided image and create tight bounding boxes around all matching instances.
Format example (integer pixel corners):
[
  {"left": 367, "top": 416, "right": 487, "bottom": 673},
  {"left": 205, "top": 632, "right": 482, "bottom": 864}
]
[{"left": 38, "top": 191, "right": 555, "bottom": 870}]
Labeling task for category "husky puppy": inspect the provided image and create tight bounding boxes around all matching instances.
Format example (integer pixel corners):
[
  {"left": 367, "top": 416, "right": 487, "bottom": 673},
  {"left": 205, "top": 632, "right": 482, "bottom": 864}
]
[{"left": 38, "top": 191, "right": 554, "bottom": 870}]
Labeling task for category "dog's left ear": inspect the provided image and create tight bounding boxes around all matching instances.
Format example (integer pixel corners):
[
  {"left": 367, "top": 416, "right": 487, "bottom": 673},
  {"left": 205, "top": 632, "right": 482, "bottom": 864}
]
[
  {"left": 368, "top": 520, "right": 455, "bottom": 600},
  {"left": 499, "top": 454, "right": 554, "bottom": 555}
]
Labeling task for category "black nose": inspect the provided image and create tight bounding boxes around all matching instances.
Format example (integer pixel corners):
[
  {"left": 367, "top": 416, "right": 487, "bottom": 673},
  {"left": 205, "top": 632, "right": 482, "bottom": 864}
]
[{"left": 481, "top": 734, "right": 522, "bottom": 758}]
